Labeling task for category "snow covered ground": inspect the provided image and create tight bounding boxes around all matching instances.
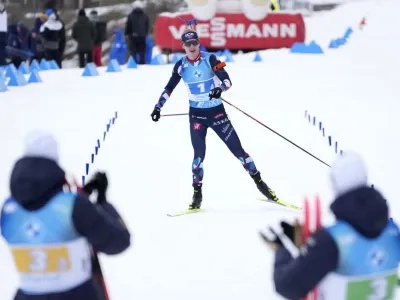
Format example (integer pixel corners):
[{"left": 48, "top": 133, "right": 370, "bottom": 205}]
[{"left": 1, "top": 0, "right": 399, "bottom": 298}]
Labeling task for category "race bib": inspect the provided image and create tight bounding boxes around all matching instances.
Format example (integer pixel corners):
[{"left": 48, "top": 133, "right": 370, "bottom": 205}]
[
  {"left": 12, "top": 246, "right": 71, "bottom": 274},
  {"left": 188, "top": 79, "right": 215, "bottom": 95},
  {"left": 346, "top": 274, "right": 397, "bottom": 300}
]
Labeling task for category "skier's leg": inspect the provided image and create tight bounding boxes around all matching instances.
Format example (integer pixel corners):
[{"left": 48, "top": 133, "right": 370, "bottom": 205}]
[
  {"left": 189, "top": 117, "right": 208, "bottom": 208},
  {"left": 211, "top": 108, "right": 278, "bottom": 200},
  {"left": 211, "top": 109, "right": 258, "bottom": 175},
  {"left": 190, "top": 120, "right": 207, "bottom": 187}
]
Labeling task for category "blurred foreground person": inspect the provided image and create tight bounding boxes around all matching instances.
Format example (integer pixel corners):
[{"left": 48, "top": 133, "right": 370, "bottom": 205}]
[
  {"left": 1, "top": 131, "right": 131, "bottom": 300},
  {"left": 261, "top": 151, "right": 400, "bottom": 299}
]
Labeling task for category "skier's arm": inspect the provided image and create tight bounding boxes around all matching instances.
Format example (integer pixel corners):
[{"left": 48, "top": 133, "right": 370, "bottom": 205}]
[
  {"left": 209, "top": 54, "right": 232, "bottom": 92},
  {"left": 273, "top": 229, "right": 339, "bottom": 299},
  {"left": 72, "top": 194, "right": 131, "bottom": 255},
  {"left": 155, "top": 60, "right": 182, "bottom": 109}
]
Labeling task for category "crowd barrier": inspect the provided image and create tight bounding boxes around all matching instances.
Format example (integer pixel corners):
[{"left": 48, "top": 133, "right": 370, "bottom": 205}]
[{"left": 0, "top": 58, "right": 59, "bottom": 92}]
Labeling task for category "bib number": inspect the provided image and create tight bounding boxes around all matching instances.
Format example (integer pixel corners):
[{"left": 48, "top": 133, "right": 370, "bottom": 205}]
[
  {"left": 188, "top": 80, "right": 214, "bottom": 95},
  {"left": 12, "top": 246, "right": 71, "bottom": 274},
  {"left": 347, "top": 274, "right": 397, "bottom": 300}
]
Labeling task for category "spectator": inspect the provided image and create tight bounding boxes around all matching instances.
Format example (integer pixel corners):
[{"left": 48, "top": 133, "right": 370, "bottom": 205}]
[
  {"left": 16, "top": 22, "right": 30, "bottom": 53},
  {"left": 89, "top": 10, "right": 107, "bottom": 67},
  {"left": 40, "top": 9, "right": 63, "bottom": 65},
  {"left": 124, "top": 1, "right": 149, "bottom": 64},
  {"left": 0, "top": 2, "right": 7, "bottom": 66},
  {"left": 72, "top": 9, "right": 96, "bottom": 68},
  {"left": 7, "top": 24, "right": 24, "bottom": 68},
  {"left": 54, "top": 9, "right": 65, "bottom": 68},
  {"left": 29, "top": 14, "right": 46, "bottom": 63}
]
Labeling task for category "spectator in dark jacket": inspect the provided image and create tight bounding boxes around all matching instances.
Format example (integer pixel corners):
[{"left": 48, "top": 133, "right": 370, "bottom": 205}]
[
  {"left": 40, "top": 9, "right": 63, "bottom": 66},
  {"left": 30, "top": 15, "right": 46, "bottom": 63},
  {"left": 16, "top": 22, "right": 30, "bottom": 52},
  {"left": 89, "top": 10, "right": 107, "bottom": 66},
  {"left": 1, "top": 131, "right": 131, "bottom": 300},
  {"left": 0, "top": 3, "right": 7, "bottom": 66},
  {"left": 124, "top": 2, "right": 149, "bottom": 64},
  {"left": 7, "top": 24, "right": 24, "bottom": 67},
  {"left": 54, "top": 9, "right": 65, "bottom": 68},
  {"left": 72, "top": 9, "right": 96, "bottom": 68}
]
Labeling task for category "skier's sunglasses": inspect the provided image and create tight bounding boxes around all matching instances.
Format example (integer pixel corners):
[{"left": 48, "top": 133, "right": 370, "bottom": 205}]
[{"left": 183, "top": 40, "right": 199, "bottom": 47}]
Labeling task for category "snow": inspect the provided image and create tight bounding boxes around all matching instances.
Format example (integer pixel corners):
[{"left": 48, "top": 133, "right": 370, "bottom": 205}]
[
  {"left": 303, "top": 0, "right": 378, "bottom": 43},
  {"left": 1, "top": 0, "right": 400, "bottom": 298}
]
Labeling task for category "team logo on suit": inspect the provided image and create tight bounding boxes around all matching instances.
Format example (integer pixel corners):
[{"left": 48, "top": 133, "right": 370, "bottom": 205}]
[
  {"left": 24, "top": 219, "right": 42, "bottom": 238},
  {"left": 193, "top": 123, "right": 202, "bottom": 130},
  {"left": 193, "top": 69, "right": 203, "bottom": 79}
]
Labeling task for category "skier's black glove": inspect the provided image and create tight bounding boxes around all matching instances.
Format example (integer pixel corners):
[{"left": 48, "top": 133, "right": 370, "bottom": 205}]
[
  {"left": 209, "top": 87, "right": 223, "bottom": 100},
  {"left": 151, "top": 107, "right": 161, "bottom": 122},
  {"left": 259, "top": 221, "right": 303, "bottom": 251},
  {"left": 83, "top": 172, "right": 108, "bottom": 204}
]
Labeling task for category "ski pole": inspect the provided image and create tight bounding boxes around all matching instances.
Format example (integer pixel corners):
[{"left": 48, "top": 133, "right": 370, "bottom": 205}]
[
  {"left": 161, "top": 113, "right": 188, "bottom": 117},
  {"left": 64, "top": 177, "right": 111, "bottom": 300},
  {"left": 221, "top": 97, "right": 331, "bottom": 168}
]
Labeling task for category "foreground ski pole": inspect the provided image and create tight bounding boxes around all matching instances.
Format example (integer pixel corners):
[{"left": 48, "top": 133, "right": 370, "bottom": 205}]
[
  {"left": 302, "top": 196, "right": 321, "bottom": 300},
  {"left": 65, "top": 176, "right": 111, "bottom": 300},
  {"left": 161, "top": 113, "right": 188, "bottom": 117},
  {"left": 221, "top": 97, "right": 331, "bottom": 168}
]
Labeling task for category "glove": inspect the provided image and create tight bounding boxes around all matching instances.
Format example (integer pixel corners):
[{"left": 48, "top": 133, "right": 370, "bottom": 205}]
[
  {"left": 209, "top": 87, "right": 223, "bottom": 100},
  {"left": 83, "top": 172, "right": 108, "bottom": 204},
  {"left": 151, "top": 106, "right": 161, "bottom": 122},
  {"left": 259, "top": 221, "right": 303, "bottom": 257}
]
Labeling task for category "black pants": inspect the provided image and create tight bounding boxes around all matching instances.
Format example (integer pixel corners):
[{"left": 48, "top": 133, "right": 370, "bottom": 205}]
[
  {"left": 129, "top": 36, "right": 146, "bottom": 64},
  {"left": 79, "top": 51, "right": 93, "bottom": 68},
  {"left": 45, "top": 49, "right": 60, "bottom": 66},
  {"left": 30, "top": 51, "right": 45, "bottom": 64},
  {"left": 14, "top": 278, "right": 106, "bottom": 300},
  {"left": 0, "top": 43, "right": 6, "bottom": 66},
  {"left": 11, "top": 58, "right": 24, "bottom": 68},
  {"left": 189, "top": 104, "right": 258, "bottom": 187}
]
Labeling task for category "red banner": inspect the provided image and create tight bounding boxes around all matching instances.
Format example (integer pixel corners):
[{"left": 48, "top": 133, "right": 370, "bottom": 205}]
[{"left": 154, "top": 13, "right": 305, "bottom": 51}]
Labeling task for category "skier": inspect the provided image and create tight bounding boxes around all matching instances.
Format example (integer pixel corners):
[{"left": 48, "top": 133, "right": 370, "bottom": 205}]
[
  {"left": 150, "top": 24, "right": 279, "bottom": 210},
  {"left": 1, "top": 131, "right": 131, "bottom": 300},
  {"left": 265, "top": 151, "right": 400, "bottom": 299}
]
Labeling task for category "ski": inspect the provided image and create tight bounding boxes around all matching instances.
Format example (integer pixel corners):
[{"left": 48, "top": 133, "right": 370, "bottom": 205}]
[
  {"left": 167, "top": 208, "right": 204, "bottom": 217},
  {"left": 257, "top": 197, "right": 302, "bottom": 211}
]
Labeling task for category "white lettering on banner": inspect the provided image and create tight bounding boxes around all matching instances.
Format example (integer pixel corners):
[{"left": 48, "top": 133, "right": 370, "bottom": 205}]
[
  {"left": 167, "top": 22, "right": 297, "bottom": 42},
  {"left": 280, "top": 23, "right": 297, "bottom": 38},
  {"left": 169, "top": 25, "right": 186, "bottom": 39},
  {"left": 245, "top": 24, "right": 262, "bottom": 38},
  {"left": 262, "top": 24, "right": 278, "bottom": 37},
  {"left": 227, "top": 24, "right": 245, "bottom": 38},
  {"left": 196, "top": 23, "right": 210, "bottom": 38},
  {"left": 210, "top": 17, "right": 226, "bottom": 47}
]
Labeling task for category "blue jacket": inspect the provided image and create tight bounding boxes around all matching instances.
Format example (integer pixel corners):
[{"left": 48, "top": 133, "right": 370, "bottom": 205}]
[
  {"left": 273, "top": 186, "right": 389, "bottom": 299},
  {"left": 7, "top": 24, "right": 19, "bottom": 49},
  {"left": 16, "top": 22, "right": 30, "bottom": 52},
  {"left": 3, "top": 157, "right": 131, "bottom": 300}
]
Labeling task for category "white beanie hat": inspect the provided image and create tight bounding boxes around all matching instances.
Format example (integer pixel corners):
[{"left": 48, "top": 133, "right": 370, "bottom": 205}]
[
  {"left": 330, "top": 150, "right": 368, "bottom": 197},
  {"left": 24, "top": 131, "right": 59, "bottom": 162}
]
